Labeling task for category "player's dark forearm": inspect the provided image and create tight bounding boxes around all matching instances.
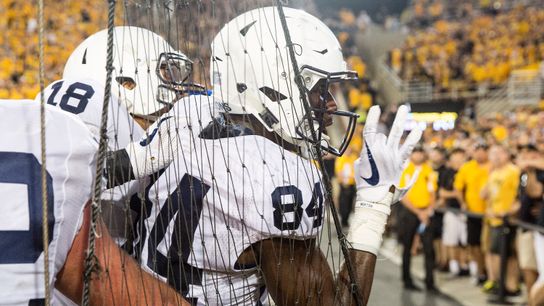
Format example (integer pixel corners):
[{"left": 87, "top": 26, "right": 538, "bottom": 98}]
[
  {"left": 93, "top": 220, "right": 188, "bottom": 306},
  {"left": 337, "top": 250, "right": 377, "bottom": 306},
  {"left": 105, "top": 149, "right": 135, "bottom": 188},
  {"left": 57, "top": 205, "right": 185, "bottom": 305},
  {"left": 97, "top": 251, "right": 188, "bottom": 305}
]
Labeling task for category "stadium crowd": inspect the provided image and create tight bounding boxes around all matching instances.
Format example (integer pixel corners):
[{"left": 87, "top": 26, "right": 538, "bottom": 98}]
[
  {"left": 332, "top": 104, "right": 544, "bottom": 304},
  {"left": 400, "top": 105, "right": 544, "bottom": 299},
  {"left": 0, "top": 0, "right": 331, "bottom": 98},
  {"left": 389, "top": 1, "right": 544, "bottom": 92},
  {"left": 0, "top": 0, "right": 109, "bottom": 99},
  {"left": 324, "top": 1, "right": 544, "bottom": 303}
]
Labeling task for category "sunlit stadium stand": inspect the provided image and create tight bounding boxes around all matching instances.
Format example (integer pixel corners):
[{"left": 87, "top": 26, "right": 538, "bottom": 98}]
[
  {"left": 0, "top": 0, "right": 110, "bottom": 99},
  {"left": 382, "top": 1, "right": 544, "bottom": 109}
]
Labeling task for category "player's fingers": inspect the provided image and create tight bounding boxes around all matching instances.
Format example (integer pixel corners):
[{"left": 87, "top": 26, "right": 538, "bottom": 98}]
[
  {"left": 387, "top": 105, "right": 408, "bottom": 149},
  {"left": 363, "top": 105, "right": 381, "bottom": 144},
  {"left": 399, "top": 128, "right": 422, "bottom": 162}
]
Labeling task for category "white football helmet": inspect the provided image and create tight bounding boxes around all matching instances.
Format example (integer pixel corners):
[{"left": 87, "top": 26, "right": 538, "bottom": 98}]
[
  {"left": 64, "top": 26, "right": 193, "bottom": 117},
  {"left": 211, "top": 7, "right": 358, "bottom": 156}
]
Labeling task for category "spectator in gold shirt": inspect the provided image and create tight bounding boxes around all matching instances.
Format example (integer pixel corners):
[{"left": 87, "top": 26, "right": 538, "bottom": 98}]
[
  {"left": 454, "top": 143, "right": 490, "bottom": 284},
  {"left": 481, "top": 145, "right": 520, "bottom": 295},
  {"left": 399, "top": 147, "right": 438, "bottom": 292}
]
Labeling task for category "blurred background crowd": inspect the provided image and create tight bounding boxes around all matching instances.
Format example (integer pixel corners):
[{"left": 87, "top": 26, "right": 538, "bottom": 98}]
[
  {"left": 322, "top": 1, "right": 544, "bottom": 304},
  {"left": 0, "top": 0, "right": 109, "bottom": 99},
  {"left": 390, "top": 1, "right": 544, "bottom": 92},
  {"left": 329, "top": 102, "right": 544, "bottom": 304}
]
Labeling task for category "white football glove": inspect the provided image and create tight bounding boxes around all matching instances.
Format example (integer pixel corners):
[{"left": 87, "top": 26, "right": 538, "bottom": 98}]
[
  {"left": 125, "top": 115, "right": 181, "bottom": 178},
  {"left": 347, "top": 105, "right": 422, "bottom": 255}
]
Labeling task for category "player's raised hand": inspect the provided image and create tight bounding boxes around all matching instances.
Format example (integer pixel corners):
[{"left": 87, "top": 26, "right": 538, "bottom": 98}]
[
  {"left": 347, "top": 105, "right": 422, "bottom": 255},
  {"left": 354, "top": 105, "right": 422, "bottom": 213}
]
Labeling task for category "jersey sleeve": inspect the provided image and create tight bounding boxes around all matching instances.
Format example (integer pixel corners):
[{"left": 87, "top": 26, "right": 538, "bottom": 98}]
[
  {"left": 168, "top": 94, "right": 217, "bottom": 133},
  {"left": 44, "top": 104, "right": 98, "bottom": 282}
]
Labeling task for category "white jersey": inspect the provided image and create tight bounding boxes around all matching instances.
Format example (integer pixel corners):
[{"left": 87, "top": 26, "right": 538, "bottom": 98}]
[
  {"left": 138, "top": 95, "right": 324, "bottom": 305},
  {"left": 36, "top": 78, "right": 144, "bottom": 203},
  {"left": 37, "top": 79, "right": 147, "bottom": 305},
  {"left": 0, "top": 100, "right": 97, "bottom": 305}
]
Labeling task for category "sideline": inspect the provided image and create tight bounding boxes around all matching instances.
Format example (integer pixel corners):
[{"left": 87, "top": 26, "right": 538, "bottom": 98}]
[{"left": 378, "top": 237, "right": 495, "bottom": 306}]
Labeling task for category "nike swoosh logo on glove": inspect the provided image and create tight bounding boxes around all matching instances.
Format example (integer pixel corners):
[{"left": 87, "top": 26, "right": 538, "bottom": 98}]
[
  {"left": 361, "top": 141, "right": 380, "bottom": 186},
  {"left": 139, "top": 116, "right": 172, "bottom": 146}
]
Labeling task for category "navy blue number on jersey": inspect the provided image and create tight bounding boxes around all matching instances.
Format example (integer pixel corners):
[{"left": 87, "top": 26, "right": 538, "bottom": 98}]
[
  {"left": 47, "top": 81, "right": 95, "bottom": 114},
  {"left": 271, "top": 186, "right": 303, "bottom": 230},
  {"left": 146, "top": 174, "right": 210, "bottom": 304},
  {"left": 271, "top": 183, "right": 324, "bottom": 231},
  {"left": 305, "top": 183, "right": 324, "bottom": 228},
  {"left": 0, "top": 152, "right": 55, "bottom": 264}
]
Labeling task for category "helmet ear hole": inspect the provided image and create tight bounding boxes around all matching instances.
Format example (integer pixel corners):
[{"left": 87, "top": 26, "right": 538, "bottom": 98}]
[{"left": 116, "top": 77, "right": 136, "bottom": 90}]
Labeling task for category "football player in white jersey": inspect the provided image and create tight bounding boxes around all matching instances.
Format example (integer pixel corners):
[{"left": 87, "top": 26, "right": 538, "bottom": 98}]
[
  {"left": 134, "top": 6, "right": 421, "bottom": 306},
  {"left": 0, "top": 100, "right": 187, "bottom": 305},
  {"left": 36, "top": 26, "right": 198, "bottom": 305},
  {"left": 36, "top": 25, "right": 194, "bottom": 195},
  {"left": 36, "top": 26, "right": 198, "bottom": 246}
]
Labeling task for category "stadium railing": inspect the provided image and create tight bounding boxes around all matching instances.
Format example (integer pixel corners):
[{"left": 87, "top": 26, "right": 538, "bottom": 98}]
[
  {"left": 377, "top": 59, "right": 404, "bottom": 104},
  {"left": 508, "top": 69, "right": 542, "bottom": 106},
  {"left": 474, "top": 86, "right": 513, "bottom": 116},
  {"left": 377, "top": 59, "right": 543, "bottom": 110},
  {"left": 377, "top": 59, "right": 433, "bottom": 103}
]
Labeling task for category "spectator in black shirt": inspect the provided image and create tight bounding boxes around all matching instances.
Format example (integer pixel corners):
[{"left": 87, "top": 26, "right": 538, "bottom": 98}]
[
  {"left": 438, "top": 148, "right": 469, "bottom": 276},
  {"left": 429, "top": 146, "right": 449, "bottom": 271},
  {"left": 515, "top": 144, "right": 544, "bottom": 300}
]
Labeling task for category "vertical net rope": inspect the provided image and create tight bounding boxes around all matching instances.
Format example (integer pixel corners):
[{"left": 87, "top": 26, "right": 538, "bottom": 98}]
[
  {"left": 37, "top": 0, "right": 50, "bottom": 304},
  {"left": 274, "top": 1, "right": 363, "bottom": 305},
  {"left": 81, "top": 1, "right": 117, "bottom": 305}
]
